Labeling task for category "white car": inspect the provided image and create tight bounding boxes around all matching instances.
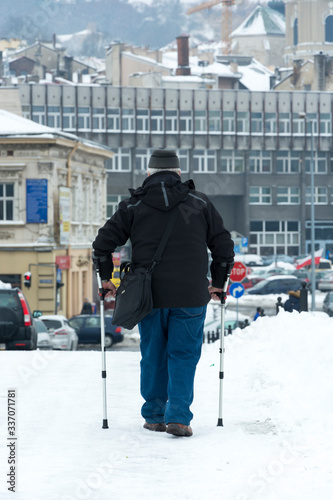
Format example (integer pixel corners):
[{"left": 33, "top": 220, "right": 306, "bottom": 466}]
[
  {"left": 34, "top": 318, "right": 53, "bottom": 350},
  {"left": 39, "top": 315, "right": 78, "bottom": 351}
]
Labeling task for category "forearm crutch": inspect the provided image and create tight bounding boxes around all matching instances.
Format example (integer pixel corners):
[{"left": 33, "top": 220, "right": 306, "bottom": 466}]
[{"left": 93, "top": 256, "right": 109, "bottom": 429}]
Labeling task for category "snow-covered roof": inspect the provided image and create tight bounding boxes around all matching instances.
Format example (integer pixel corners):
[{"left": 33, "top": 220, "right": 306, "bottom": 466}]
[
  {"left": 232, "top": 5, "right": 285, "bottom": 37},
  {"left": 0, "top": 109, "right": 112, "bottom": 155}
]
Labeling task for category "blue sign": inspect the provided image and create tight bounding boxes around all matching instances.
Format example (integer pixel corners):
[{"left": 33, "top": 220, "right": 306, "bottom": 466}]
[
  {"left": 242, "top": 237, "right": 248, "bottom": 248},
  {"left": 229, "top": 283, "right": 245, "bottom": 299},
  {"left": 56, "top": 268, "right": 62, "bottom": 283},
  {"left": 26, "top": 179, "right": 48, "bottom": 223}
]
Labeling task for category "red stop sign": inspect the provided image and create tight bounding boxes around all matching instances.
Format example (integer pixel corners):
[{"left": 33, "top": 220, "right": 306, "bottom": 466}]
[{"left": 230, "top": 261, "right": 247, "bottom": 282}]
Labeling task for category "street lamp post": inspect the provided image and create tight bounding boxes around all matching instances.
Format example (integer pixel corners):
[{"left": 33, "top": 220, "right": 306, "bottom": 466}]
[{"left": 299, "top": 112, "right": 316, "bottom": 311}]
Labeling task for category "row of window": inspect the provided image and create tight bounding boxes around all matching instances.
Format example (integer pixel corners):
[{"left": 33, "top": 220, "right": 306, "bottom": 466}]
[
  {"left": 250, "top": 220, "right": 300, "bottom": 255},
  {"left": 0, "top": 179, "right": 102, "bottom": 223},
  {"left": 108, "top": 148, "right": 333, "bottom": 174},
  {"left": 23, "top": 106, "right": 333, "bottom": 135},
  {"left": 250, "top": 186, "right": 333, "bottom": 205}
]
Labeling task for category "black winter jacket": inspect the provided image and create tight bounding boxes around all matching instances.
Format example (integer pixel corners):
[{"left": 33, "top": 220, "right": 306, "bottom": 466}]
[{"left": 92, "top": 171, "right": 234, "bottom": 308}]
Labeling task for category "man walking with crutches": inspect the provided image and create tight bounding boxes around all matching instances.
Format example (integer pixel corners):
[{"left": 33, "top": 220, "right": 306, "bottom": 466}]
[{"left": 92, "top": 150, "right": 234, "bottom": 437}]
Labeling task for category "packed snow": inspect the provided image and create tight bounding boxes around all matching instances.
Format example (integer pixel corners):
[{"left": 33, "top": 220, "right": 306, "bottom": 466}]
[{"left": 1, "top": 299, "right": 333, "bottom": 500}]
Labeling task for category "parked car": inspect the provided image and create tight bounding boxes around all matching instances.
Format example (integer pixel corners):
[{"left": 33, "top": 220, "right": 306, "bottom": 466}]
[
  {"left": 39, "top": 315, "right": 78, "bottom": 351},
  {"left": 0, "top": 287, "right": 37, "bottom": 350},
  {"left": 323, "top": 292, "right": 333, "bottom": 316},
  {"left": 34, "top": 318, "right": 53, "bottom": 350},
  {"left": 68, "top": 315, "right": 123, "bottom": 348},
  {"left": 246, "top": 276, "right": 304, "bottom": 295},
  {"left": 318, "top": 272, "right": 333, "bottom": 292}
]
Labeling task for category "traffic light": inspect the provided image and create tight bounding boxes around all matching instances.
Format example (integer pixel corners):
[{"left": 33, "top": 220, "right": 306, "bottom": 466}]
[{"left": 23, "top": 272, "right": 32, "bottom": 288}]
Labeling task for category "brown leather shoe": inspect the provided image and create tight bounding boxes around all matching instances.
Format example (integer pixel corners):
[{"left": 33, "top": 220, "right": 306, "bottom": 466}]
[
  {"left": 166, "top": 423, "right": 193, "bottom": 437},
  {"left": 143, "top": 422, "right": 167, "bottom": 432}
]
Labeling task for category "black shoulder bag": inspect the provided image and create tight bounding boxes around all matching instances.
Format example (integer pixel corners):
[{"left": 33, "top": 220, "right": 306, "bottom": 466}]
[{"left": 111, "top": 208, "right": 179, "bottom": 330}]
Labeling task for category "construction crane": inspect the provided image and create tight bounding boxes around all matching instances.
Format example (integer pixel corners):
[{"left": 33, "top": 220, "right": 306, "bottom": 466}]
[{"left": 186, "top": 0, "right": 236, "bottom": 55}]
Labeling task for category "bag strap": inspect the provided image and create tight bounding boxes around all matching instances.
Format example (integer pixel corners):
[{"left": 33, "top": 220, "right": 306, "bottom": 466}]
[{"left": 149, "top": 207, "right": 179, "bottom": 273}]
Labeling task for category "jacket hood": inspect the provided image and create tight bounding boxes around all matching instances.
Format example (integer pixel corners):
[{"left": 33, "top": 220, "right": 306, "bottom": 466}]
[{"left": 128, "top": 172, "right": 196, "bottom": 211}]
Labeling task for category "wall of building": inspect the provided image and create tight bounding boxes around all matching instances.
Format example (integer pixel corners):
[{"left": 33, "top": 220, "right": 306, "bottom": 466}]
[{"left": 0, "top": 137, "right": 108, "bottom": 316}]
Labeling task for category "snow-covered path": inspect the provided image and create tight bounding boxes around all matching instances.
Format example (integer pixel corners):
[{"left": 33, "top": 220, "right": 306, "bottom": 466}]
[{"left": 1, "top": 310, "right": 333, "bottom": 500}]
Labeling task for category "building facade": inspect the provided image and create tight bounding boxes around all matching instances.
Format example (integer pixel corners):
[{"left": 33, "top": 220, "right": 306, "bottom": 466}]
[
  {"left": 284, "top": 0, "right": 333, "bottom": 65},
  {"left": 17, "top": 83, "right": 333, "bottom": 258},
  {"left": 0, "top": 110, "right": 111, "bottom": 316}
]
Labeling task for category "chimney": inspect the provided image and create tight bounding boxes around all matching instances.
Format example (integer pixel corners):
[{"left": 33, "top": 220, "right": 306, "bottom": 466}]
[
  {"left": 53, "top": 33, "right": 56, "bottom": 49},
  {"left": 176, "top": 35, "right": 191, "bottom": 76},
  {"left": 292, "top": 59, "right": 302, "bottom": 86},
  {"left": 64, "top": 55, "right": 73, "bottom": 81}
]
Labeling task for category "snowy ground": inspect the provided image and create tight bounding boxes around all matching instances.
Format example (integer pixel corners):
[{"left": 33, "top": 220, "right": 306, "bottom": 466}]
[{"left": 1, "top": 304, "right": 333, "bottom": 500}]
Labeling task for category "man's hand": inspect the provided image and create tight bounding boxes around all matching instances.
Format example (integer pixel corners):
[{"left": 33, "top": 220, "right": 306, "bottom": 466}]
[
  {"left": 102, "top": 280, "right": 117, "bottom": 298},
  {"left": 208, "top": 285, "right": 223, "bottom": 301}
]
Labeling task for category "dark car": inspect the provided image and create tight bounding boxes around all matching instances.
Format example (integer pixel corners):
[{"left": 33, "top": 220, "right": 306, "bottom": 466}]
[
  {"left": 246, "top": 276, "right": 304, "bottom": 295},
  {"left": 0, "top": 287, "right": 37, "bottom": 350},
  {"left": 68, "top": 315, "right": 123, "bottom": 348},
  {"left": 323, "top": 292, "right": 333, "bottom": 317}
]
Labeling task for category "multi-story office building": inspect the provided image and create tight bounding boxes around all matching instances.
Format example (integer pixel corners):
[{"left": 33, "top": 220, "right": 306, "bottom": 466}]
[{"left": 18, "top": 83, "right": 333, "bottom": 257}]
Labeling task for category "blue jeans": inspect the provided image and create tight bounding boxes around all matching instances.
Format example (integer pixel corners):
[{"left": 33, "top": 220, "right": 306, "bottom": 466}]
[{"left": 138, "top": 306, "right": 207, "bottom": 426}]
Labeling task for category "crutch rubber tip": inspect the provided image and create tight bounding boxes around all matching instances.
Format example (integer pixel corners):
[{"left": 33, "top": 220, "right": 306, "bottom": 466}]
[
  {"left": 217, "top": 418, "right": 223, "bottom": 427},
  {"left": 102, "top": 419, "right": 109, "bottom": 429}
]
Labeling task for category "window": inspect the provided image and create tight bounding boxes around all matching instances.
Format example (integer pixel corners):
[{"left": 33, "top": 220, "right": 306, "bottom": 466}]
[
  {"left": 22, "top": 105, "right": 30, "bottom": 120},
  {"left": 265, "top": 113, "right": 277, "bottom": 134},
  {"left": 122, "top": 109, "right": 134, "bottom": 131},
  {"left": 82, "top": 179, "right": 91, "bottom": 222},
  {"left": 292, "top": 113, "right": 305, "bottom": 135},
  {"left": 237, "top": 112, "right": 249, "bottom": 133},
  {"left": 0, "top": 183, "right": 14, "bottom": 221},
  {"left": 249, "top": 151, "right": 272, "bottom": 173},
  {"left": 108, "top": 149, "right": 131, "bottom": 172},
  {"left": 320, "top": 113, "right": 331, "bottom": 135},
  {"left": 223, "top": 111, "right": 235, "bottom": 133},
  {"left": 250, "top": 220, "right": 300, "bottom": 255},
  {"left": 305, "top": 152, "right": 327, "bottom": 174},
  {"left": 136, "top": 109, "right": 149, "bottom": 132},
  {"left": 293, "top": 18, "right": 298, "bottom": 45},
  {"left": 166, "top": 110, "right": 178, "bottom": 132},
  {"left": 277, "top": 187, "right": 300, "bottom": 204},
  {"left": 178, "top": 149, "right": 189, "bottom": 173},
  {"left": 193, "top": 150, "right": 216, "bottom": 173},
  {"left": 107, "top": 195, "right": 128, "bottom": 218},
  {"left": 63, "top": 107, "right": 76, "bottom": 130},
  {"left": 249, "top": 187, "right": 271, "bottom": 204},
  {"left": 92, "top": 108, "right": 105, "bottom": 130},
  {"left": 194, "top": 111, "right": 207, "bottom": 132},
  {"left": 135, "top": 149, "right": 151, "bottom": 172},
  {"left": 47, "top": 106, "right": 61, "bottom": 128},
  {"left": 208, "top": 110, "right": 221, "bottom": 132},
  {"left": 32, "top": 105, "right": 46, "bottom": 125},
  {"left": 180, "top": 111, "right": 192, "bottom": 132},
  {"left": 220, "top": 151, "right": 244, "bottom": 173},
  {"left": 151, "top": 110, "right": 164, "bottom": 133},
  {"left": 251, "top": 112, "right": 263, "bottom": 133},
  {"left": 306, "top": 187, "right": 328, "bottom": 205},
  {"left": 278, "top": 113, "right": 291, "bottom": 134},
  {"left": 325, "top": 15, "right": 333, "bottom": 42},
  {"left": 276, "top": 151, "right": 300, "bottom": 173},
  {"left": 305, "top": 114, "right": 318, "bottom": 134},
  {"left": 78, "top": 107, "right": 90, "bottom": 130},
  {"left": 107, "top": 108, "right": 120, "bottom": 131}
]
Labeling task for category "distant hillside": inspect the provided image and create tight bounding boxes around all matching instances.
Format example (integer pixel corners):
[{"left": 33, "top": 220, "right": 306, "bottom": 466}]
[{"left": 1, "top": 0, "right": 266, "bottom": 55}]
